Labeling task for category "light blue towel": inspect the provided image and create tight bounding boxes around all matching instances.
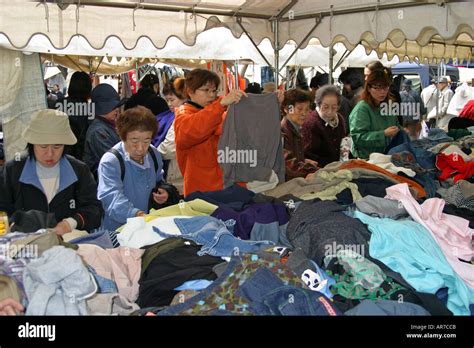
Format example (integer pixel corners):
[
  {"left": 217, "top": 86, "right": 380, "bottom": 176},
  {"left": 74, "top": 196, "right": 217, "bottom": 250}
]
[{"left": 352, "top": 211, "right": 474, "bottom": 316}]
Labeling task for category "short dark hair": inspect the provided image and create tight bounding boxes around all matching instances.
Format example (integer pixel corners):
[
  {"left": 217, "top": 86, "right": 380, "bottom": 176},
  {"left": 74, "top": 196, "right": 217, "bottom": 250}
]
[
  {"left": 27, "top": 143, "right": 35, "bottom": 158},
  {"left": 141, "top": 74, "right": 159, "bottom": 90},
  {"left": 245, "top": 82, "right": 262, "bottom": 94},
  {"left": 282, "top": 89, "right": 312, "bottom": 114},
  {"left": 339, "top": 69, "right": 364, "bottom": 91},
  {"left": 315, "top": 85, "right": 341, "bottom": 107},
  {"left": 184, "top": 69, "right": 220, "bottom": 98},
  {"left": 162, "top": 77, "right": 186, "bottom": 100},
  {"left": 116, "top": 106, "right": 158, "bottom": 141},
  {"left": 310, "top": 73, "right": 329, "bottom": 89},
  {"left": 26, "top": 143, "right": 65, "bottom": 159},
  {"left": 365, "top": 60, "right": 385, "bottom": 72},
  {"left": 362, "top": 68, "right": 394, "bottom": 108},
  {"left": 67, "top": 72, "right": 92, "bottom": 100}
]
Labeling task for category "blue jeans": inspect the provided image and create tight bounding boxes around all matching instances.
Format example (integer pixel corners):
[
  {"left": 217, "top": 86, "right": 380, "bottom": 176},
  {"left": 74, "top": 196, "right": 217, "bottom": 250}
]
[
  {"left": 87, "top": 266, "right": 118, "bottom": 294},
  {"left": 153, "top": 216, "right": 274, "bottom": 257},
  {"left": 237, "top": 267, "right": 341, "bottom": 316}
]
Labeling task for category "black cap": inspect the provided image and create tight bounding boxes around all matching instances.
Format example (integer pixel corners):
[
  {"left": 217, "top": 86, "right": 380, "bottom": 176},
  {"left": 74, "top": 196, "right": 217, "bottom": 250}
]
[{"left": 91, "top": 84, "right": 126, "bottom": 116}]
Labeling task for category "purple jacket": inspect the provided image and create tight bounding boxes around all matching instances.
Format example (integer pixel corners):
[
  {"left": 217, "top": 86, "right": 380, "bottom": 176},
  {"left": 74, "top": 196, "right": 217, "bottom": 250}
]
[
  {"left": 152, "top": 110, "right": 175, "bottom": 147},
  {"left": 211, "top": 203, "right": 290, "bottom": 240}
]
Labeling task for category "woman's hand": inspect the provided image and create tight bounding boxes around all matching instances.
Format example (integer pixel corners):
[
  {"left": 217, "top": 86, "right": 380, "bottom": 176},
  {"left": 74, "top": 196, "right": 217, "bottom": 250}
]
[
  {"left": 220, "top": 89, "right": 247, "bottom": 106},
  {"left": 276, "top": 90, "right": 285, "bottom": 105},
  {"left": 0, "top": 298, "right": 24, "bottom": 316},
  {"left": 304, "top": 159, "right": 318, "bottom": 168},
  {"left": 54, "top": 220, "right": 72, "bottom": 236},
  {"left": 136, "top": 211, "right": 146, "bottom": 217},
  {"left": 153, "top": 188, "right": 169, "bottom": 205},
  {"left": 384, "top": 126, "right": 400, "bottom": 137}
]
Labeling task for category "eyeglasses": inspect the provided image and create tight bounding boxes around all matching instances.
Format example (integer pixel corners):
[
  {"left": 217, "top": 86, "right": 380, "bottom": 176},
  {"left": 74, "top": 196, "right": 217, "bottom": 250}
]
[
  {"left": 370, "top": 85, "right": 390, "bottom": 91},
  {"left": 197, "top": 88, "right": 218, "bottom": 95}
]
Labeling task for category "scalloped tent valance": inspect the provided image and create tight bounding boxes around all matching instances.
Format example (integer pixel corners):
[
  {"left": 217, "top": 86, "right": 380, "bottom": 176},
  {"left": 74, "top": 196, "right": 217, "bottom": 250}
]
[{"left": 0, "top": 0, "right": 472, "bottom": 63}]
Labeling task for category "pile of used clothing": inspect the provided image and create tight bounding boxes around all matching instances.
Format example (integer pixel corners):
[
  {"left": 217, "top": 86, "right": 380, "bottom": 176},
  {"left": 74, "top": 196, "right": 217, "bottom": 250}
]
[{"left": 1, "top": 129, "right": 473, "bottom": 316}]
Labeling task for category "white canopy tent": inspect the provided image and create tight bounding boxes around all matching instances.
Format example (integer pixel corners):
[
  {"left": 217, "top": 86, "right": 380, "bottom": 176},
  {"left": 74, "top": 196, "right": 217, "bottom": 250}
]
[
  {"left": 1, "top": 0, "right": 473, "bottom": 159},
  {"left": 0, "top": 27, "right": 399, "bottom": 74},
  {"left": 0, "top": 0, "right": 472, "bottom": 80}
]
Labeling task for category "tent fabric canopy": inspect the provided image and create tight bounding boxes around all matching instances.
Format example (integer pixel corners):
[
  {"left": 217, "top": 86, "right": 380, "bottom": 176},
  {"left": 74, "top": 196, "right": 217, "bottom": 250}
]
[
  {"left": 7, "top": 27, "right": 398, "bottom": 75},
  {"left": 40, "top": 54, "right": 234, "bottom": 74},
  {"left": 0, "top": 0, "right": 472, "bottom": 64},
  {"left": 362, "top": 31, "right": 474, "bottom": 64}
]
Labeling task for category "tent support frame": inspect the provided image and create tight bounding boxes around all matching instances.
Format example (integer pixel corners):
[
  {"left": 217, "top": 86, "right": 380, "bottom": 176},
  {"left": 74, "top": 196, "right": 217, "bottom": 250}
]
[
  {"left": 334, "top": 47, "right": 355, "bottom": 70},
  {"left": 278, "top": 15, "right": 322, "bottom": 73},
  {"left": 236, "top": 18, "right": 275, "bottom": 70},
  {"left": 273, "top": 19, "right": 280, "bottom": 86},
  {"left": 278, "top": 1, "right": 442, "bottom": 22}
]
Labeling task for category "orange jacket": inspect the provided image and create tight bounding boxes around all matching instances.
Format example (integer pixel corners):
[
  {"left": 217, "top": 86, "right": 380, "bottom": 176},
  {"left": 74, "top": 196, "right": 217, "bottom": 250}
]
[{"left": 174, "top": 99, "right": 226, "bottom": 196}]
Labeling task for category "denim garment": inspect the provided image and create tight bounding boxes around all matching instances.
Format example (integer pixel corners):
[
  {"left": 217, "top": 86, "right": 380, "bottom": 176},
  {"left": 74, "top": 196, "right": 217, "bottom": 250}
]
[
  {"left": 388, "top": 129, "right": 453, "bottom": 170},
  {"left": 235, "top": 267, "right": 283, "bottom": 315},
  {"left": 388, "top": 142, "right": 437, "bottom": 170},
  {"left": 249, "top": 222, "right": 293, "bottom": 248},
  {"left": 69, "top": 229, "right": 119, "bottom": 249},
  {"left": 87, "top": 266, "right": 118, "bottom": 294},
  {"left": 264, "top": 286, "right": 340, "bottom": 316},
  {"left": 385, "top": 130, "right": 411, "bottom": 154},
  {"left": 157, "top": 252, "right": 323, "bottom": 316},
  {"left": 426, "top": 128, "right": 453, "bottom": 142},
  {"left": 153, "top": 216, "right": 274, "bottom": 257},
  {"left": 412, "top": 172, "right": 439, "bottom": 198},
  {"left": 237, "top": 267, "right": 340, "bottom": 316}
]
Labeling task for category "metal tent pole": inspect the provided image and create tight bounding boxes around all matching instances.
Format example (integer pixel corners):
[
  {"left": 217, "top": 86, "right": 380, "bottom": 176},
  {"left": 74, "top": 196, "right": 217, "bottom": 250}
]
[
  {"left": 234, "top": 60, "right": 240, "bottom": 90},
  {"left": 329, "top": 44, "right": 334, "bottom": 84},
  {"left": 273, "top": 19, "right": 280, "bottom": 86}
]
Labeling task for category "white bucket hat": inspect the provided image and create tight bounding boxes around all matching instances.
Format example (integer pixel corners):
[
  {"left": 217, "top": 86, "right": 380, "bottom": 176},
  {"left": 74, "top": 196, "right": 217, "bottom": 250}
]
[{"left": 22, "top": 109, "right": 77, "bottom": 145}]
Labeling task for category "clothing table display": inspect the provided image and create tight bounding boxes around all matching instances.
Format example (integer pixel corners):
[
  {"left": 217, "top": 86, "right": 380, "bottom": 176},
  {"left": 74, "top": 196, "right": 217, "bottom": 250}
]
[{"left": 1, "top": 134, "right": 473, "bottom": 316}]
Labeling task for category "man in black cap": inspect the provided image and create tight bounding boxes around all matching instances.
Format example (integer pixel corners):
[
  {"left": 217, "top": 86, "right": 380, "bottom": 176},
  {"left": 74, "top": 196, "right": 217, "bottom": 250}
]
[
  {"left": 400, "top": 78, "right": 425, "bottom": 120},
  {"left": 124, "top": 74, "right": 169, "bottom": 116},
  {"left": 83, "top": 84, "right": 124, "bottom": 178}
]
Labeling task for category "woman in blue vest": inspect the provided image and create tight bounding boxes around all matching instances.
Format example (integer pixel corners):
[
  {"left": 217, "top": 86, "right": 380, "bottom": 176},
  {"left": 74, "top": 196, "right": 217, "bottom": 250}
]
[{"left": 97, "top": 106, "right": 170, "bottom": 231}]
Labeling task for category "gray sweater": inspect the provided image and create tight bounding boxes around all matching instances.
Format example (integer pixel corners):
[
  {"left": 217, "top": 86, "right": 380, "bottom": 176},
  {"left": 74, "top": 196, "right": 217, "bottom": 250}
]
[{"left": 218, "top": 93, "right": 285, "bottom": 188}]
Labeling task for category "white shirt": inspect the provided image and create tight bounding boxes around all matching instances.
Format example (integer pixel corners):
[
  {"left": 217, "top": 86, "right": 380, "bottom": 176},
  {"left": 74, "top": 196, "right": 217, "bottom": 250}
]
[
  {"left": 35, "top": 160, "right": 77, "bottom": 230},
  {"left": 36, "top": 161, "right": 60, "bottom": 204}
]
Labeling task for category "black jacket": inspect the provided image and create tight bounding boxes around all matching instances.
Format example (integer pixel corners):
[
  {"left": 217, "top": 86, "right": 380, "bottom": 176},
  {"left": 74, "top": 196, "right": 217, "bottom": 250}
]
[
  {"left": 124, "top": 88, "right": 169, "bottom": 115},
  {"left": 61, "top": 97, "right": 92, "bottom": 161},
  {"left": 0, "top": 155, "right": 103, "bottom": 232}
]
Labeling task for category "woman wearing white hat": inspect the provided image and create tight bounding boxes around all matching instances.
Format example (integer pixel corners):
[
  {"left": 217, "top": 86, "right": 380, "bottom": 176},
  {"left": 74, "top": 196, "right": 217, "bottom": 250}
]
[{"left": 0, "top": 109, "right": 103, "bottom": 235}]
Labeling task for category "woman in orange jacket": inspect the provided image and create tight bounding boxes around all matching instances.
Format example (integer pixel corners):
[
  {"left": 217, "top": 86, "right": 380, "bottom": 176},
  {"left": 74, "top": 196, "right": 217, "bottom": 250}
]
[{"left": 174, "top": 69, "right": 246, "bottom": 196}]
